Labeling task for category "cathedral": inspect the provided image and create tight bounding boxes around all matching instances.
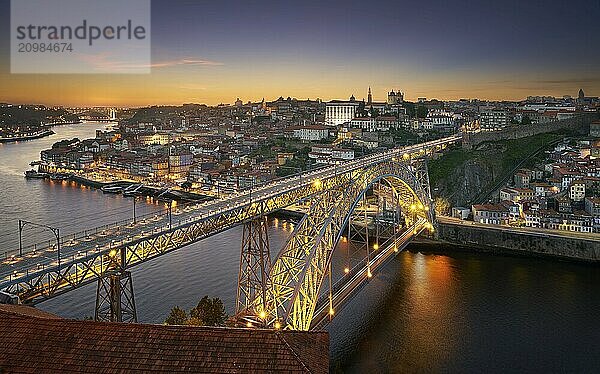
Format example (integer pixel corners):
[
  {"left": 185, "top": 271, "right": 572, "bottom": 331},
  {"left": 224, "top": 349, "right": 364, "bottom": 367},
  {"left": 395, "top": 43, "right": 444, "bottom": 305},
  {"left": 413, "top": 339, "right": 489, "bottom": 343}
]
[{"left": 387, "top": 89, "right": 404, "bottom": 105}]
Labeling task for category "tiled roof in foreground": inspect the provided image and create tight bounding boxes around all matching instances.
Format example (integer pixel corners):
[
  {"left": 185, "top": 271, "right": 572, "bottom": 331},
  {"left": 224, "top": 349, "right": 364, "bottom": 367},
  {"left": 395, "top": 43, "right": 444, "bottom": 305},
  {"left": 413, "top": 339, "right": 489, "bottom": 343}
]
[{"left": 0, "top": 305, "right": 329, "bottom": 373}]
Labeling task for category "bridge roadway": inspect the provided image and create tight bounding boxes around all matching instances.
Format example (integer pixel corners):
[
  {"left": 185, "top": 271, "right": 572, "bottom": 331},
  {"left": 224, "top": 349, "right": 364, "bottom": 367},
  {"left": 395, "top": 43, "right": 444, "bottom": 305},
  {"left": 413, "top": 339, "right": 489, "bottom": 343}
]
[
  {"left": 1, "top": 135, "right": 460, "bottom": 302},
  {"left": 310, "top": 218, "right": 426, "bottom": 330}
]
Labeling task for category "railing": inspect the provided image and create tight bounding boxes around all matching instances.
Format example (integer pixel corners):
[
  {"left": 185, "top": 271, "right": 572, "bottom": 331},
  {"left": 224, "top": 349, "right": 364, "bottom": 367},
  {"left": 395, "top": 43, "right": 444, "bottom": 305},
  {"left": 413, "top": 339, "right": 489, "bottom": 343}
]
[
  {"left": 1, "top": 136, "right": 459, "bottom": 292},
  {"left": 311, "top": 221, "right": 425, "bottom": 329}
]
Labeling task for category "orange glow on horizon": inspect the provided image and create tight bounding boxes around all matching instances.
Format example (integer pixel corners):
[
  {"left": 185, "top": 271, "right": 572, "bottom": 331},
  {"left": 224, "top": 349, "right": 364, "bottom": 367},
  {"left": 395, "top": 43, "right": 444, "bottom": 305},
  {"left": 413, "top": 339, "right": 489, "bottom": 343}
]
[{"left": 1, "top": 66, "right": 596, "bottom": 107}]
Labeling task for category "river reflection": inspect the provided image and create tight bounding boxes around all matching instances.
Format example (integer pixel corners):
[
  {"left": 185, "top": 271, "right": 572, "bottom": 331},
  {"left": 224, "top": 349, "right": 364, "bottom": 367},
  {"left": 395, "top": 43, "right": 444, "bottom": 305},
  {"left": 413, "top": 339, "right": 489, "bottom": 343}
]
[
  {"left": 1, "top": 122, "right": 599, "bottom": 372},
  {"left": 328, "top": 249, "right": 600, "bottom": 373}
]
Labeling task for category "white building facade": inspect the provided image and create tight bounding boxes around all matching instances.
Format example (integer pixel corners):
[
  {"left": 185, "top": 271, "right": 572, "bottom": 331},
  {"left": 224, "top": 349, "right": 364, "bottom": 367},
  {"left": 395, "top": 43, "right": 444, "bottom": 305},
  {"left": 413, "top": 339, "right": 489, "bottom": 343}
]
[{"left": 325, "top": 100, "right": 360, "bottom": 127}]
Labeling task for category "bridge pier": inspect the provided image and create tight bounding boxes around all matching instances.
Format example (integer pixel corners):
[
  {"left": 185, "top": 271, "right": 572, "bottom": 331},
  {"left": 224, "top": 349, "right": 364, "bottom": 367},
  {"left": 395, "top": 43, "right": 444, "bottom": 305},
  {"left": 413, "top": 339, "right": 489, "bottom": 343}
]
[
  {"left": 95, "top": 270, "right": 137, "bottom": 323},
  {"left": 235, "top": 216, "right": 272, "bottom": 326}
]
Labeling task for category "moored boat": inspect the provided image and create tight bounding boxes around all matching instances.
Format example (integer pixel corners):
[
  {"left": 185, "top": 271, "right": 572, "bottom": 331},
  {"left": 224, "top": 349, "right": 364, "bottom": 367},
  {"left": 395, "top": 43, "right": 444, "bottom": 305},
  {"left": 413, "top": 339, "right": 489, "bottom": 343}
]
[
  {"left": 123, "top": 184, "right": 143, "bottom": 197},
  {"left": 49, "top": 173, "right": 69, "bottom": 181},
  {"left": 24, "top": 169, "right": 48, "bottom": 179},
  {"left": 101, "top": 185, "right": 124, "bottom": 194}
]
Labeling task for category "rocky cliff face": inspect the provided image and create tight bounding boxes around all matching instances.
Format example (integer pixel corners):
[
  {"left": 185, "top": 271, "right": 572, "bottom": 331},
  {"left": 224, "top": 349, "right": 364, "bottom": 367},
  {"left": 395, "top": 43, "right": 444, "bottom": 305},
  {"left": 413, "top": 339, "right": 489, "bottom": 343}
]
[
  {"left": 430, "top": 142, "right": 509, "bottom": 207},
  {"left": 432, "top": 159, "right": 495, "bottom": 207}
]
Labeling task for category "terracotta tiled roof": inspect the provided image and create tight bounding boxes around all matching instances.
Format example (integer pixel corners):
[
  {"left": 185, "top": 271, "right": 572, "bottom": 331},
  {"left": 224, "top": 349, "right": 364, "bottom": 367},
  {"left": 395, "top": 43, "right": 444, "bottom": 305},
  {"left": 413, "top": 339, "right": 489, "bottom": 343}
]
[
  {"left": 472, "top": 204, "right": 509, "bottom": 212},
  {"left": 0, "top": 304, "right": 61, "bottom": 319},
  {"left": 0, "top": 306, "right": 329, "bottom": 373}
]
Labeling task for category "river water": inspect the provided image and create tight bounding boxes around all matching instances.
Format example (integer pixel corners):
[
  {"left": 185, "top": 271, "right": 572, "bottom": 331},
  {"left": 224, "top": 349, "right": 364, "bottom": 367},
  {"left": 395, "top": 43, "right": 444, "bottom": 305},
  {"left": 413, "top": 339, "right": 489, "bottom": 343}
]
[{"left": 1, "top": 122, "right": 599, "bottom": 372}]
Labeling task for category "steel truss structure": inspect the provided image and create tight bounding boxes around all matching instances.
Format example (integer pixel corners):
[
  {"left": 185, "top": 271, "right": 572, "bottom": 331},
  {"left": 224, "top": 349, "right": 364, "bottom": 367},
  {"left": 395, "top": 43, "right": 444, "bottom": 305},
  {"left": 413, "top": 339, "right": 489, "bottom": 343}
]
[
  {"left": 95, "top": 270, "right": 137, "bottom": 323},
  {"left": 235, "top": 216, "right": 272, "bottom": 325},
  {"left": 1, "top": 136, "right": 458, "bottom": 309},
  {"left": 246, "top": 159, "right": 434, "bottom": 330}
]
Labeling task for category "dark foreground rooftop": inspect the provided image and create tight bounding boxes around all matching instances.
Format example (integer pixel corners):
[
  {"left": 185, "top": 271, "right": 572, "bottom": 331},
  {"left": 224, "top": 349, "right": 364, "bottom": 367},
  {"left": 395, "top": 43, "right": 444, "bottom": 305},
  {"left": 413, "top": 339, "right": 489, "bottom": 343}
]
[{"left": 0, "top": 305, "right": 329, "bottom": 373}]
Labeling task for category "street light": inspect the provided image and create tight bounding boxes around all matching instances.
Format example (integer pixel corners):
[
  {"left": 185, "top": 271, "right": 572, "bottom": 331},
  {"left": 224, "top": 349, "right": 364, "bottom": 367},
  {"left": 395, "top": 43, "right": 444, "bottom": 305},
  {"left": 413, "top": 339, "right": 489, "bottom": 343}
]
[
  {"left": 18, "top": 219, "right": 61, "bottom": 265},
  {"left": 132, "top": 196, "right": 138, "bottom": 224},
  {"left": 168, "top": 200, "right": 174, "bottom": 229}
]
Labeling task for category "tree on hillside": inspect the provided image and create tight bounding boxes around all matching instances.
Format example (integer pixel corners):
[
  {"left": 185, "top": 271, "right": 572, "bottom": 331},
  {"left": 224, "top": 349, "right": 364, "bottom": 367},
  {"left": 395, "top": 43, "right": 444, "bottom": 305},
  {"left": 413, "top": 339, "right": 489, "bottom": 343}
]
[
  {"left": 190, "top": 296, "right": 228, "bottom": 326},
  {"left": 434, "top": 197, "right": 451, "bottom": 216},
  {"left": 164, "top": 306, "right": 188, "bottom": 325}
]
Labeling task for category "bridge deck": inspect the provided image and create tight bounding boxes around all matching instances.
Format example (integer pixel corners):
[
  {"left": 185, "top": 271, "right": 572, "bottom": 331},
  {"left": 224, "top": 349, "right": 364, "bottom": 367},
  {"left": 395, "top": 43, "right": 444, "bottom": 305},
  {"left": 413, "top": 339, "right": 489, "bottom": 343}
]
[
  {"left": 1, "top": 136, "right": 460, "bottom": 302},
  {"left": 310, "top": 219, "right": 426, "bottom": 330}
]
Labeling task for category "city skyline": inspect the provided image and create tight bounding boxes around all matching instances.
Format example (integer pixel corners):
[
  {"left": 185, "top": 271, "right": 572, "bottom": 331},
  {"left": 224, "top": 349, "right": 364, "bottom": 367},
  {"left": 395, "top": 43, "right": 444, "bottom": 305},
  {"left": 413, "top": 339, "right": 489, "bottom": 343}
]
[
  {"left": 1, "top": 0, "right": 599, "bottom": 106},
  {"left": 1, "top": 1, "right": 600, "bottom": 372}
]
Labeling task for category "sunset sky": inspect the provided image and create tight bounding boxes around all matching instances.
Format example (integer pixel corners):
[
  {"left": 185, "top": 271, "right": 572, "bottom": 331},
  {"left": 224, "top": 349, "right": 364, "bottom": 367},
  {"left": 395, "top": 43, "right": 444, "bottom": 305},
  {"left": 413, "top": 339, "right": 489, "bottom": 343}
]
[{"left": 1, "top": 0, "right": 599, "bottom": 107}]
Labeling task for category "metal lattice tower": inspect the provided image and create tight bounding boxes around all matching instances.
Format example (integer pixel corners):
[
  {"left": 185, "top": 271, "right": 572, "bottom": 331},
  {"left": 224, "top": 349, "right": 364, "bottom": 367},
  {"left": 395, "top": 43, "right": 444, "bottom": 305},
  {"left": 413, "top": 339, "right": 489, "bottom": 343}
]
[
  {"left": 236, "top": 216, "right": 272, "bottom": 324},
  {"left": 95, "top": 270, "right": 137, "bottom": 323}
]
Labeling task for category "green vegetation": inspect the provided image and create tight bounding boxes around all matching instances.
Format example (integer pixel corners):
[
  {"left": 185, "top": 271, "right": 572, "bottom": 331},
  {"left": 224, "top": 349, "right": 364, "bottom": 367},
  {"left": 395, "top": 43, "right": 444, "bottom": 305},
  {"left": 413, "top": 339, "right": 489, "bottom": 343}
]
[
  {"left": 250, "top": 144, "right": 276, "bottom": 160},
  {"left": 429, "top": 148, "right": 472, "bottom": 186},
  {"left": 390, "top": 128, "right": 419, "bottom": 145},
  {"left": 495, "top": 133, "right": 560, "bottom": 173},
  {"left": 399, "top": 100, "right": 428, "bottom": 118},
  {"left": 164, "top": 306, "right": 188, "bottom": 325},
  {"left": 429, "top": 130, "right": 571, "bottom": 204},
  {"left": 402, "top": 102, "right": 416, "bottom": 118},
  {"left": 164, "top": 296, "right": 228, "bottom": 326},
  {"left": 129, "top": 106, "right": 179, "bottom": 123},
  {"left": 0, "top": 105, "right": 79, "bottom": 128},
  {"left": 416, "top": 105, "right": 428, "bottom": 119}
]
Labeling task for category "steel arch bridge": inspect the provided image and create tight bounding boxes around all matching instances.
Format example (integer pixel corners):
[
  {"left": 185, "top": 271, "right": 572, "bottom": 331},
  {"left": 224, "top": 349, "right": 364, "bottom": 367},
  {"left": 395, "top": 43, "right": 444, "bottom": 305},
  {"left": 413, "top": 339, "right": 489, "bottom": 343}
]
[
  {"left": 1, "top": 136, "right": 460, "bottom": 325},
  {"left": 236, "top": 158, "right": 434, "bottom": 330}
]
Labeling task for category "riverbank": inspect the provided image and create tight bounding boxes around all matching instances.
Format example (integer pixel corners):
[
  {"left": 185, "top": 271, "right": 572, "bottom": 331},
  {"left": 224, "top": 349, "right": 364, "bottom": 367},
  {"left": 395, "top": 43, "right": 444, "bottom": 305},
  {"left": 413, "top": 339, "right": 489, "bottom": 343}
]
[
  {"left": 411, "top": 234, "right": 600, "bottom": 264},
  {"left": 0, "top": 129, "right": 55, "bottom": 143},
  {"left": 0, "top": 120, "right": 86, "bottom": 144},
  {"left": 68, "top": 174, "right": 210, "bottom": 202}
]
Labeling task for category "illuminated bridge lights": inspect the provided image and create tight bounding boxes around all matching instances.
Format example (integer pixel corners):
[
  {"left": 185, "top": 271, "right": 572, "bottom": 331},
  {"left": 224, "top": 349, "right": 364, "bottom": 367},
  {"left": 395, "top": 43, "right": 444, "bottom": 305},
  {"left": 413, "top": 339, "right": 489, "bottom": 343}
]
[{"left": 0, "top": 136, "right": 459, "bottom": 313}]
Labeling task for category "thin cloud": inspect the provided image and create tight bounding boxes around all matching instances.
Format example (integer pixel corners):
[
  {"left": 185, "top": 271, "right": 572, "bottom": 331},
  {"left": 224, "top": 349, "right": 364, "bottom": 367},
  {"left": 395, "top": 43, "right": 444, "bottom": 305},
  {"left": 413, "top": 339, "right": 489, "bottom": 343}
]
[
  {"left": 530, "top": 78, "right": 600, "bottom": 85},
  {"left": 178, "top": 84, "right": 207, "bottom": 90},
  {"left": 151, "top": 58, "right": 224, "bottom": 68},
  {"left": 75, "top": 53, "right": 223, "bottom": 72}
]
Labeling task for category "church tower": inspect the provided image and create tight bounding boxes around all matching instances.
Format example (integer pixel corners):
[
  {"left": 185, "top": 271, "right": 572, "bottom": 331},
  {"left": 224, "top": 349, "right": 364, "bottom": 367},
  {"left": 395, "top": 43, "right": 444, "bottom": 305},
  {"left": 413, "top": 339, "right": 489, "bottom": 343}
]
[{"left": 367, "top": 87, "right": 373, "bottom": 105}]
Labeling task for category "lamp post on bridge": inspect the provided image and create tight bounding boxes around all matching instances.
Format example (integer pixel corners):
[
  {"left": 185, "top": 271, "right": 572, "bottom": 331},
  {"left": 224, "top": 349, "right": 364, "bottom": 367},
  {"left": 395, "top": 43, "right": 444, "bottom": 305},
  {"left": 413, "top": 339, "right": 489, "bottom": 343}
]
[
  {"left": 168, "top": 200, "right": 173, "bottom": 229},
  {"left": 18, "top": 219, "right": 61, "bottom": 265},
  {"left": 132, "top": 196, "right": 137, "bottom": 225}
]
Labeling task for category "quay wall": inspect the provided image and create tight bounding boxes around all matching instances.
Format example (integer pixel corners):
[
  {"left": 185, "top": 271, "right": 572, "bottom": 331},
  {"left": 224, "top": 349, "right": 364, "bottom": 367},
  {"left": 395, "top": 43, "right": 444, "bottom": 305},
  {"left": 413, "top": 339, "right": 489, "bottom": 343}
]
[
  {"left": 0, "top": 130, "right": 55, "bottom": 143},
  {"left": 462, "top": 113, "right": 599, "bottom": 149},
  {"left": 436, "top": 221, "right": 600, "bottom": 262}
]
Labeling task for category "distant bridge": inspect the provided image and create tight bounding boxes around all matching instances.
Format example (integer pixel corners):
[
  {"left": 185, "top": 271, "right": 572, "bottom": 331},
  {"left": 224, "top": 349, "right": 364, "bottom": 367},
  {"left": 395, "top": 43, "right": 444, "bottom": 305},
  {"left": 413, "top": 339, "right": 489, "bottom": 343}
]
[{"left": 1, "top": 135, "right": 461, "bottom": 328}]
